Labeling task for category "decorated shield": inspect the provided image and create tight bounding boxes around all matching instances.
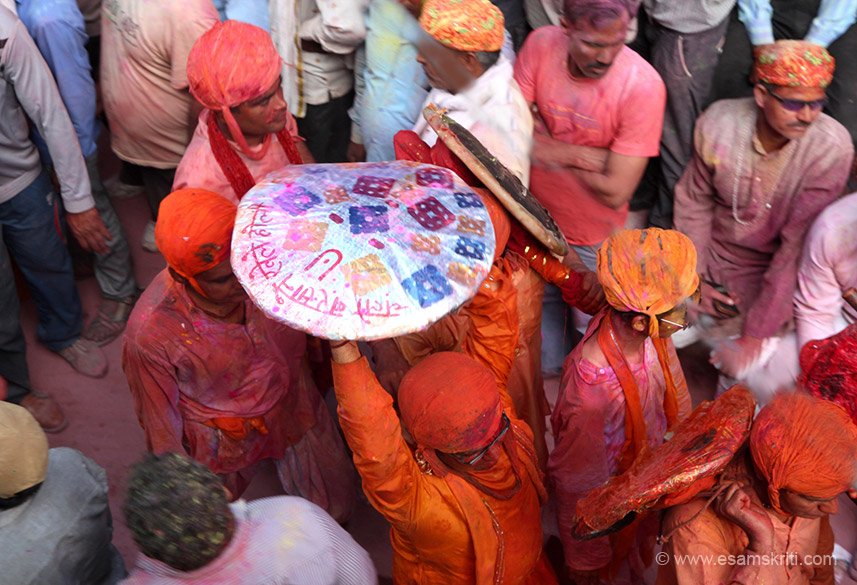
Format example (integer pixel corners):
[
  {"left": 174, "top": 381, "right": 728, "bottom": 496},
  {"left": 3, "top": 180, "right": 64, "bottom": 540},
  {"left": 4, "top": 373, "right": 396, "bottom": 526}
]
[
  {"left": 423, "top": 105, "right": 570, "bottom": 257},
  {"left": 232, "top": 161, "right": 496, "bottom": 340},
  {"left": 572, "top": 385, "right": 756, "bottom": 540}
]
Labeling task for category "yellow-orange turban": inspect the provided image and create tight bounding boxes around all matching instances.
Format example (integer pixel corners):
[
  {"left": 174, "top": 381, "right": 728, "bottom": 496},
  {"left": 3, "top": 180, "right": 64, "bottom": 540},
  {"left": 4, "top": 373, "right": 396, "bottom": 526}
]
[
  {"left": 597, "top": 228, "right": 699, "bottom": 339},
  {"left": 420, "top": 0, "right": 505, "bottom": 52},
  {"left": 751, "top": 392, "right": 857, "bottom": 516},
  {"left": 754, "top": 40, "right": 835, "bottom": 89},
  {"left": 155, "top": 189, "right": 237, "bottom": 297}
]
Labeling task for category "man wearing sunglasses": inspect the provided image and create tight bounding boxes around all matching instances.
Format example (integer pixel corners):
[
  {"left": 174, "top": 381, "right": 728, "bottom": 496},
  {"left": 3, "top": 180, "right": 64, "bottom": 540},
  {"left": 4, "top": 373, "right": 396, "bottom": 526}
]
[{"left": 674, "top": 39, "right": 853, "bottom": 403}]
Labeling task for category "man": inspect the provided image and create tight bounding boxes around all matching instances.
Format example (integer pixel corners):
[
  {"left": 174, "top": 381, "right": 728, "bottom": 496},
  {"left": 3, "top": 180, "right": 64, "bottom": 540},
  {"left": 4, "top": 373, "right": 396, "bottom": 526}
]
[
  {"left": 657, "top": 392, "right": 857, "bottom": 584},
  {"left": 121, "top": 453, "right": 377, "bottom": 585},
  {"left": 269, "top": 0, "right": 368, "bottom": 163},
  {"left": 629, "top": 0, "right": 737, "bottom": 228},
  {"left": 122, "top": 188, "right": 355, "bottom": 520},
  {"left": 17, "top": 0, "right": 139, "bottom": 346},
  {"left": 101, "top": 0, "right": 219, "bottom": 251},
  {"left": 794, "top": 192, "right": 857, "bottom": 350},
  {"left": 0, "top": 401, "right": 125, "bottom": 584},
  {"left": 549, "top": 228, "right": 696, "bottom": 584},
  {"left": 346, "top": 0, "right": 429, "bottom": 163},
  {"left": 513, "top": 0, "right": 665, "bottom": 374},
  {"left": 710, "top": 0, "right": 857, "bottom": 150},
  {"left": 2, "top": 6, "right": 112, "bottom": 428},
  {"left": 411, "top": 0, "right": 533, "bottom": 186},
  {"left": 331, "top": 340, "right": 557, "bottom": 584},
  {"left": 674, "top": 40, "right": 853, "bottom": 400},
  {"left": 174, "top": 20, "right": 312, "bottom": 203},
  {"left": 211, "top": 0, "right": 269, "bottom": 30}
]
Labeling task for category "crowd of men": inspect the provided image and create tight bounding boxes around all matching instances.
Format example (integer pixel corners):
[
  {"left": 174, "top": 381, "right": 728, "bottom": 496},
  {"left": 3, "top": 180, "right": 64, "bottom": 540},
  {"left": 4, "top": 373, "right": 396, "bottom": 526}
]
[{"left": 2, "top": 0, "right": 857, "bottom": 583}]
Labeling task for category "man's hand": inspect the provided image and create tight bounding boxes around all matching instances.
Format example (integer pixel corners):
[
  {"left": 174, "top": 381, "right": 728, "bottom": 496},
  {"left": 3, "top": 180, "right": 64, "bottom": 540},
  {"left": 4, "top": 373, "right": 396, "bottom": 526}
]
[
  {"left": 711, "top": 334, "right": 764, "bottom": 379},
  {"left": 697, "top": 280, "right": 738, "bottom": 318},
  {"left": 568, "top": 567, "right": 605, "bottom": 585},
  {"left": 574, "top": 270, "right": 607, "bottom": 315},
  {"left": 371, "top": 338, "right": 410, "bottom": 396},
  {"left": 347, "top": 141, "right": 367, "bottom": 163},
  {"left": 715, "top": 482, "right": 774, "bottom": 551},
  {"left": 67, "top": 207, "right": 111, "bottom": 255},
  {"left": 330, "top": 340, "right": 361, "bottom": 364}
]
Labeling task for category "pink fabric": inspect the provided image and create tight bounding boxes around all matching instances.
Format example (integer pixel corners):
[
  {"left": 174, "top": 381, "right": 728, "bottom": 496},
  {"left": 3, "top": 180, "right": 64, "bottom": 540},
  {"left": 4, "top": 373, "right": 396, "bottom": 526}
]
[
  {"left": 101, "top": 0, "right": 219, "bottom": 168},
  {"left": 513, "top": 26, "right": 666, "bottom": 246},
  {"left": 795, "top": 192, "right": 857, "bottom": 349},
  {"left": 547, "top": 311, "right": 691, "bottom": 581},
  {"left": 122, "top": 270, "right": 318, "bottom": 477},
  {"left": 675, "top": 98, "right": 853, "bottom": 339},
  {"left": 173, "top": 109, "right": 301, "bottom": 203}
]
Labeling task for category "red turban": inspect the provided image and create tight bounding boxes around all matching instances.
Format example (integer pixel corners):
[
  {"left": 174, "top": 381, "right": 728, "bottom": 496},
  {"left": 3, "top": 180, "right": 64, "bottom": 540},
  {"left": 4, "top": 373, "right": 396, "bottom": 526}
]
[
  {"left": 187, "top": 21, "right": 282, "bottom": 159},
  {"left": 799, "top": 324, "right": 857, "bottom": 424},
  {"left": 751, "top": 392, "right": 857, "bottom": 516},
  {"left": 754, "top": 40, "right": 835, "bottom": 89},
  {"left": 399, "top": 351, "right": 503, "bottom": 456},
  {"left": 420, "top": 0, "right": 505, "bottom": 52},
  {"left": 155, "top": 189, "right": 237, "bottom": 297}
]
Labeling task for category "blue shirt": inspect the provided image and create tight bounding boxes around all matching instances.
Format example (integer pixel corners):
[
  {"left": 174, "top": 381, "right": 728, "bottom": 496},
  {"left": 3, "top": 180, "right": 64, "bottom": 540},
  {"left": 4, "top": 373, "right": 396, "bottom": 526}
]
[
  {"left": 349, "top": 0, "right": 429, "bottom": 162},
  {"left": 738, "top": 0, "right": 857, "bottom": 47},
  {"left": 211, "top": 0, "right": 271, "bottom": 32},
  {"left": 16, "top": 0, "right": 100, "bottom": 160}
]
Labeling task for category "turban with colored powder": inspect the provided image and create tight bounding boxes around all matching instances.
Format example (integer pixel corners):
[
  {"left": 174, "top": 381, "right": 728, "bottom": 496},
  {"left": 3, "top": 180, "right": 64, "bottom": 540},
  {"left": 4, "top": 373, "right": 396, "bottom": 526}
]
[
  {"left": 799, "top": 324, "right": 857, "bottom": 425},
  {"left": 751, "top": 392, "right": 857, "bottom": 516},
  {"left": 187, "top": 21, "right": 282, "bottom": 159},
  {"left": 155, "top": 189, "right": 237, "bottom": 297},
  {"left": 420, "top": 0, "right": 505, "bottom": 52},
  {"left": 754, "top": 40, "right": 835, "bottom": 89},
  {"left": 0, "top": 402, "right": 48, "bottom": 498},
  {"left": 597, "top": 228, "right": 699, "bottom": 339}
]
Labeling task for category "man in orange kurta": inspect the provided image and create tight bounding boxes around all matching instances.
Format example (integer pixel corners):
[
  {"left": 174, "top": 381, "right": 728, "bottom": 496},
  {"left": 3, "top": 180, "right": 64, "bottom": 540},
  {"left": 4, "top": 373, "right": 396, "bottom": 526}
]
[
  {"left": 657, "top": 392, "right": 857, "bottom": 585},
  {"left": 330, "top": 256, "right": 558, "bottom": 583}
]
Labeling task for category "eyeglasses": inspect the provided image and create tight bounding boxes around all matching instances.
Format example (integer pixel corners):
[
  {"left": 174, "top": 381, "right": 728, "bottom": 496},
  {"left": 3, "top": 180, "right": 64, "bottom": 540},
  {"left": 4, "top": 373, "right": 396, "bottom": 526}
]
[
  {"left": 767, "top": 88, "right": 827, "bottom": 112},
  {"left": 456, "top": 413, "right": 511, "bottom": 465}
]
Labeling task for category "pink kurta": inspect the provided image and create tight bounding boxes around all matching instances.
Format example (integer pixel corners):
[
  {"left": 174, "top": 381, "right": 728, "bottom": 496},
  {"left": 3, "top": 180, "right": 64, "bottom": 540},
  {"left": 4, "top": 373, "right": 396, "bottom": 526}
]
[
  {"left": 122, "top": 270, "right": 355, "bottom": 520},
  {"left": 548, "top": 311, "right": 692, "bottom": 582},
  {"left": 172, "top": 109, "right": 302, "bottom": 203},
  {"left": 674, "top": 98, "right": 853, "bottom": 340}
]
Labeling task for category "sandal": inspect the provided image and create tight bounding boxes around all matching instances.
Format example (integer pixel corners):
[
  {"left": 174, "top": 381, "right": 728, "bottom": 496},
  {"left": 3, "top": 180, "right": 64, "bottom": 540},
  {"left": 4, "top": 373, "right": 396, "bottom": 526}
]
[{"left": 83, "top": 293, "right": 140, "bottom": 346}]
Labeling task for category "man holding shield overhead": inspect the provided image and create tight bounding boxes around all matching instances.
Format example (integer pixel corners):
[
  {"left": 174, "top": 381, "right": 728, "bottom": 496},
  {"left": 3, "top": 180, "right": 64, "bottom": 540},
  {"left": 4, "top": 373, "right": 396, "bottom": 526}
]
[
  {"left": 549, "top": 228, "right": 696, "bottom": 584},
  {"left": 173, "top": 21, "right": 314, "bottom": 203},
  {"left": 122, "top": 188, "right": 355, "bottom": 521}
]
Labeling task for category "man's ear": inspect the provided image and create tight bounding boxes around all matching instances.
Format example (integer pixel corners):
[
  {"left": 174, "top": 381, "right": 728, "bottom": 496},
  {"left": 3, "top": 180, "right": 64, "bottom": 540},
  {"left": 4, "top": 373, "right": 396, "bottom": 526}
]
[
  {"left": 753, "top": 83, "right": 767, "bottom": 109},
  {"left": 631, "top": 314, "right": 649, "bottom": 333},
  {"left": 559, "top": 16, "right": 570, "bottom": 33},
  {"left": 168, "top": 267, "right": 189, "bottom": 287}
]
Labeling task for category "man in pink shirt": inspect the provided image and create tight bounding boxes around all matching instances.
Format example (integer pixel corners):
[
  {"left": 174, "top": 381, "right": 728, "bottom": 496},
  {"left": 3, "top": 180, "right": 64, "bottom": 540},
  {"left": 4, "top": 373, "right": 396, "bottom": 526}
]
[
  {"left": 174, "top": 21, "right": 313, "bottom": 204},
  {"left": 513, "top": 0, "right": 665, "bottom": 374}
]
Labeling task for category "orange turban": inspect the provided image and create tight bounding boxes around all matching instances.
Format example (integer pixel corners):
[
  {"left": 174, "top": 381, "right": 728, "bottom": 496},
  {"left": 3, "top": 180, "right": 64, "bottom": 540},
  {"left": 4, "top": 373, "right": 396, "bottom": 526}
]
[
  {"left": 420, "top": 0, "right": 505, "bottom": 52},
  {"left": 187, "top": 21, "right": 282, "bottom": 159},
  {"left": 597, "top": 228, "right": 699, "bottom": 339},
  {"left": 754, "top": 40, "right": 835, "bottom": 89},
  {"left": 751, "top": 392, "right": 857, "bottom": 516},
  {"left": 155, "top": 189, "right": 237, "bottom": 297}
]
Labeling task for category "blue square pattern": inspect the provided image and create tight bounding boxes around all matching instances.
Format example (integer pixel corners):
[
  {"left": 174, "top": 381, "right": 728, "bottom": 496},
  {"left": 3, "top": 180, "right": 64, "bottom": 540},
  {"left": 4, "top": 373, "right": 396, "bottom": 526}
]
[
  {"left": 454, "top": 237, "right": 486, "bottom": 261},
  {"left": 274, "top": 185, "right": 322, "bottom": 217},
  {"left": 454, "top": 192, "right": 485, "bottom": 209},
  {"left": 402, "top": 265, "right": 453, "bottom": 308},
  {"left": 353, "top": 176, "right": 396, "bottom": 198},
  {"left": 349, "top": 205, "right": 389, "bottom": 234}
]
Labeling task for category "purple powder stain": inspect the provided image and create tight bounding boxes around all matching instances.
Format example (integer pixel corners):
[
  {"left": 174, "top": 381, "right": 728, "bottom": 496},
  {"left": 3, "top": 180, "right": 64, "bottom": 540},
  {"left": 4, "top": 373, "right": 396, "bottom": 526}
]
[{"left": 329, "top": 213, "right": 344, "bottom": 224}]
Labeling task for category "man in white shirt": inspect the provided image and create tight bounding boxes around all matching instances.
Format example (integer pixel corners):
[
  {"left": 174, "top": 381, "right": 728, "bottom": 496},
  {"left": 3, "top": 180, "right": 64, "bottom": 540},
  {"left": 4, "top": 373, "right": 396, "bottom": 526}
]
[
  {"left": 410, "top": 0, "right": 533, "bottom": 185},
  {"left": 269, "top": 0, "right": 369, "bottom": 163},
  {"left": 122, "top": 453, "right": 378, "bottom": 585}
]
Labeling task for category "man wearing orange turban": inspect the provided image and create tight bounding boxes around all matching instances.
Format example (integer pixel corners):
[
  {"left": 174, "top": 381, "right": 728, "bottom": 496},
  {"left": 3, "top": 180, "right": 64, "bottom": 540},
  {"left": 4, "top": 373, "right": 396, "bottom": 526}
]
[
  {"left": 174, "top": 21, "right": 314, "bottom": 204},
  {"left": 658, "top": 392, "right": 857, "bottom": 585},
  {"left": 549, "top": 228, "right": 697, "bottom": 584},
  {"left": 674, "top": 39, "right": 853, "bottom": 402},
  {"left": 122, "top": 188, "right": 355, "bottom": 522},
  {"left": 330, "top": 332, "right": 558, "bottom": 584}
]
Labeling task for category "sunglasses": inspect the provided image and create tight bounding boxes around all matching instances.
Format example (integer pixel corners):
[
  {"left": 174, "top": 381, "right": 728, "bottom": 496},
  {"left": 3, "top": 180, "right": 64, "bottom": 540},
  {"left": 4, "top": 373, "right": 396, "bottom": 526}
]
[
  {"left": 767, "top": 88, "right": 827, "bottom": 112},
  {"left": 456, "top": 413, "right": 511, "bottom": 465}
]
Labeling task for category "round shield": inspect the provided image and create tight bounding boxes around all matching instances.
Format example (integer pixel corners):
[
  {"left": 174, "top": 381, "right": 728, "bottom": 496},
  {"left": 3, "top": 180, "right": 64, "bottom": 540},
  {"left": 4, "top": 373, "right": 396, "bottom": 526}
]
[
  {"left": 572, "top": 385, "right": 756, "bottom": 540},
  {"left": 423, "top": 105, "right": 570, "bottom": 257},
  {"left": 232, "top": 161, "right": 496, "bottom": 340}
]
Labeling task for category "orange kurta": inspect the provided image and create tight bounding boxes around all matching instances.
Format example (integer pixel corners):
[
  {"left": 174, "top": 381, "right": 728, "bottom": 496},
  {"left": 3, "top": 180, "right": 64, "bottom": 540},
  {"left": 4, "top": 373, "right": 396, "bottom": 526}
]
[{"left": 332, "top": 356, "right": 555, "bottom": 585}]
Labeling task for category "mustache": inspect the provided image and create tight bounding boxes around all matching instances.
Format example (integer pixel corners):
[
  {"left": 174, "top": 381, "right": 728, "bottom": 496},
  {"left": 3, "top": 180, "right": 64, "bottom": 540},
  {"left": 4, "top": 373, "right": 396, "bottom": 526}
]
[{"left": 788, "top": 121, "right": 811, "bottom": 128}]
